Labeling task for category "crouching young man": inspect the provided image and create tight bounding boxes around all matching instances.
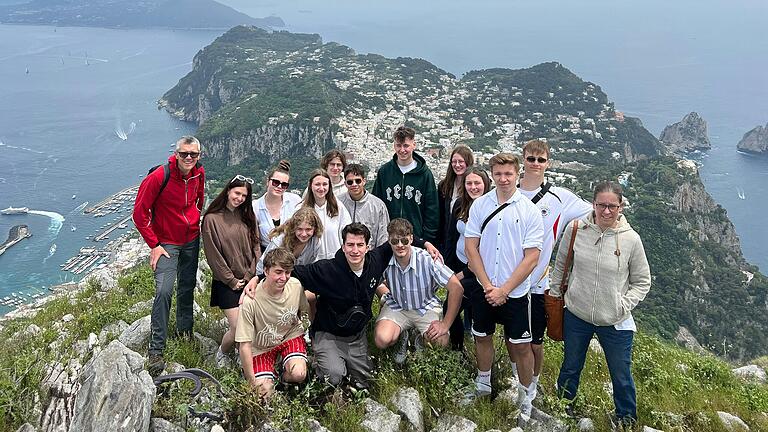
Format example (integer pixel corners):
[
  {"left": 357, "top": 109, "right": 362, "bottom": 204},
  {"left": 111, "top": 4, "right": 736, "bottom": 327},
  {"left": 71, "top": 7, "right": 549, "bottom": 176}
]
[
  {"left": 235, "top": 248, "right": 309, "bottom": 399},
  {"left": 374, "top": 218, "right": 463, "bottom": 363}
]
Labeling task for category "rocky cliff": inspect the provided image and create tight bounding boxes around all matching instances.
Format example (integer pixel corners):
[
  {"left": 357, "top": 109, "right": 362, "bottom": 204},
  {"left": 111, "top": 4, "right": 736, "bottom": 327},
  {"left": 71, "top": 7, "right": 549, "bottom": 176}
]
[
  {"left": 659, "top": 111, "right": 711, "bottom": 154},
  {"left": 737, "top": 123, "right": 768, "bottom": 154}
]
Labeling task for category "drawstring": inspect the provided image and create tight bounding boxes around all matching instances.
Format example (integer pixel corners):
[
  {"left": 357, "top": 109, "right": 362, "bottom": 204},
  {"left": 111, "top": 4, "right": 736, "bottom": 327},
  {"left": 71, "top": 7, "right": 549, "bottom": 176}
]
[{"left": 614, "top": 232, "right": 621, "bottom": 256}]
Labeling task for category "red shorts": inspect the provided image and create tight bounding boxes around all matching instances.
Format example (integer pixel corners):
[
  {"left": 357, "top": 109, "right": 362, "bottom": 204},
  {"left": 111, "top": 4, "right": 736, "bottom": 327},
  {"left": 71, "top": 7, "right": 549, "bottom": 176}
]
[{"left": 251, "top": 335, "right": 307, "bottom": 380}]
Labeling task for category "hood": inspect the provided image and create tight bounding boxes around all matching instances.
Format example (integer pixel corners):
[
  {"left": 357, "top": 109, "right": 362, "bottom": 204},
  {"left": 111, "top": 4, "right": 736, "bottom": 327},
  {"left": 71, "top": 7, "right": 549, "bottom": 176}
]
[
  {"left": 584, "top": 212, "right": 634, "bottom": 257},
  {"left": 389, "top": 151, "right": 428, "bottom": 175}
]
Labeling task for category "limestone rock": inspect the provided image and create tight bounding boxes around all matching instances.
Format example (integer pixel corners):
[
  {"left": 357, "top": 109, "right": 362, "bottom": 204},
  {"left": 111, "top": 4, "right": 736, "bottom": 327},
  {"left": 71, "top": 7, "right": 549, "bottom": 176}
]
[
  {"left": 194, "top": 332, "right": 219, "bottom": 363},
  {"left": 15, "top": 423, "right": 36, "bottom": 432},
  {"left": 70, "top": 340, "right": 155, "bottom": 432},
  {"left": 361, "top": 398, "right": 400, "bottom": 432},
  {"left": 150, "top": 418, "right": 184, "bottom": 432},
  {"left": 62, "top": 314, "right": 75, "bottom": 323},
  {"left": 306, "top": 419, "right": 331, "bottom": 432},
  {"left": 119, "top": 315, "right": 152, "bottom": 351},
  {"left": 128, "top": 299, "right": 154, "bottom": 315},
  {"left": 210, "top": 425, "right": 225, "bottom": 432},
  {"left": 717, "top": 411, "right": 750, "bottom": 431},
  {"left": 737, "top": 123, "right": 768, "bottom": 154},
  {"left": 13, "top": 324, "right": 41, "bottom": 340},
  {"left": 508, "top": 428, "right": 523, "bottom": 432},
  {"left": 642, "top": 426, "right": 664, "bottom": 432},
  {"left": 518, "top": 409, "right": 568, "bottom": 432},
  {"left": 577, "top": 417, "right": 595, "bottom": 431},
  {"left": 98, "top": 320, "right": 129, "bottom": 345},
  {"left": 40, "top": 359, "right": 82, "bottom": 432},
  {"left": 390, "top": 387, "right": 423, "bottom": 432},
  {"left": 659, "top": 112, "right": 711, "bottom": 154},
  {"left": 429, "top": 414, "right": 477, "bottom": 432},
  {"left": 674, "top": 326, "right": 706, "bottom": 353},
  {"left": 732, "top": 365, "right": 767, "bottom": 383}
]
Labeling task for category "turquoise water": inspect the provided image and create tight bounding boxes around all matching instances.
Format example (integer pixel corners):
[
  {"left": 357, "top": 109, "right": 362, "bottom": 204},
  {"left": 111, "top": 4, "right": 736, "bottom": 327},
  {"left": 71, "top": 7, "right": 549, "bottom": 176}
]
[
  {"left": 0, "top": 25, "right": 220, "bottom": 309},
  {"left": 1, "top": 0, "right": 766, "bottom": 313}
]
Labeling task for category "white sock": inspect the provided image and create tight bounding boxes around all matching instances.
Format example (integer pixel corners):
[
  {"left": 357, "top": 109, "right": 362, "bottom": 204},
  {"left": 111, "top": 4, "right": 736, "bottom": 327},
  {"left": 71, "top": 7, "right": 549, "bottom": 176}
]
[
  {"left": 510, "top": 362, "right": 518, "bottom": 375},
  {"left": 476, "top": 369, "right": 491, "bottom": 386},
  {"left": 532, "top": 374, "right": 540, "bottom": 385}
]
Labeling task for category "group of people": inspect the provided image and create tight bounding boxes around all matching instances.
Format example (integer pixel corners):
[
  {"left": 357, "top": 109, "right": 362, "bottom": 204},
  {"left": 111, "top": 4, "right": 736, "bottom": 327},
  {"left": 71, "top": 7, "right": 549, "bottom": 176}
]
[{"left": 132, "top": 126, "right": 651, "bottom": 427}]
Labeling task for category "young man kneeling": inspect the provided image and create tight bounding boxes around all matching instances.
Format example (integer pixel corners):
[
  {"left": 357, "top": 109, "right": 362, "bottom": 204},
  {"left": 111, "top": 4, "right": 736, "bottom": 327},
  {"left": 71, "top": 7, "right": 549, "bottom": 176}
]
[
  {"left": 374, "top": 218, "right": 463, "bottom": 364},
  {"left": 235, "top": 248, "right": 309, "bottom": 399}
]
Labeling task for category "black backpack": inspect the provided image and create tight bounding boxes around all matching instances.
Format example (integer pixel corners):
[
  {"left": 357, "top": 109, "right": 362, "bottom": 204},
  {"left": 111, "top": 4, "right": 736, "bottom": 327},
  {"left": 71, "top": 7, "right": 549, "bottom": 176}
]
[{"left": 147, "top": 162, "right": 171, "bottom": 204}]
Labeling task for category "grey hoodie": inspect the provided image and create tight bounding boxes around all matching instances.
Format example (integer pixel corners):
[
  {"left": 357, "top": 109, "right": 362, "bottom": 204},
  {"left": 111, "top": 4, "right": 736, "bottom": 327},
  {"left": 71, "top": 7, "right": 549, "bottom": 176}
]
[
  {"left": 550, "top": 213, "right": 651, "bottom": 326},
  {"left": 337, "top": 190, "right": 390, "bottom": 247}
]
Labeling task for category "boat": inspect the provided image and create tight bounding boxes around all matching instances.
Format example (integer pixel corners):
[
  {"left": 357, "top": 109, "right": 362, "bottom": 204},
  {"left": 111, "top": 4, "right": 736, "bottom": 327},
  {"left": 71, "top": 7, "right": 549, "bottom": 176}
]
[
  {"left": 1, "top": 206, "right": 29, "bottom": 215},
  {"left": 71, "top": 226, "right": 77, "bottom": 232},
  {"left": 49, "top": 244, "right": 57, "bottom": 255},
  {"left": 71, "top": 194, "right": 77, "bottom": 200}
]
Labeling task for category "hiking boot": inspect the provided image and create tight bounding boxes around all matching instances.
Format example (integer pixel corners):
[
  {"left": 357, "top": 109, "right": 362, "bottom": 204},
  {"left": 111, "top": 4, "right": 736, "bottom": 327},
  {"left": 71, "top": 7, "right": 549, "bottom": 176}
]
[
  {"left": 413, "top": 333, "right": 425, "bottom": 352},
  {"left": 394, "top": 334, "right": 409, "bottom": 365},
  {"left": 609, "top": 414, "right": 637, "bottom": 432},
  {"left": 564, "top": 403, "right": 576, "bottom": 419},
  {"left": 147, "top": 354, "right": 165, "bottom": 376}
]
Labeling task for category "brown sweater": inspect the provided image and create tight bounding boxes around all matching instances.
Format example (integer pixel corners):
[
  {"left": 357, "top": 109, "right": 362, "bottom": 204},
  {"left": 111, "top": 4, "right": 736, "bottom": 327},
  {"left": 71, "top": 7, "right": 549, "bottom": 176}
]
[{"left": 201, "top": 209, "right": 260, "bottom": 289}]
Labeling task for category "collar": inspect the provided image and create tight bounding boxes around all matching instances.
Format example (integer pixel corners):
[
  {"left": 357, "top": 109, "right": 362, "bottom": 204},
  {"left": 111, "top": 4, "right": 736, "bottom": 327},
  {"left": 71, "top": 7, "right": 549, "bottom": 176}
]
[
  {"left": 387, "top": 246, "right": 416, "bottom": 272},
  {"left": 492, "top": 189, "right": 522, "bottom": 205}
]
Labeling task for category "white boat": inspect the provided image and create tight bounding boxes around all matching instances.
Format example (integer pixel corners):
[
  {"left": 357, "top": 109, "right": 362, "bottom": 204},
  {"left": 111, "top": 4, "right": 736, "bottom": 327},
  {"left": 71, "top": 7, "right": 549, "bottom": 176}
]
[
  {"left": 71, "top": 194, "right": 77, "bottom": 200},
  {"left": 71, "top": 226, "right": 77, "bottom": 232},
  {"left": 1, "top": 206, "right": 29, "bottom": 215},
  {"left": 49, "top": 244, "right": 57, "bottom": 255}
]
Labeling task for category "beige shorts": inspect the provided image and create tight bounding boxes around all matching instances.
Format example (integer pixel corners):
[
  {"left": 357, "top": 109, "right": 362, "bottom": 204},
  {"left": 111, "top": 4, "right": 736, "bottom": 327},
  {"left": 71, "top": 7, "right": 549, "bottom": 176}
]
[{"left": 376, "top": 302, "right": 443, "bottom": 334}]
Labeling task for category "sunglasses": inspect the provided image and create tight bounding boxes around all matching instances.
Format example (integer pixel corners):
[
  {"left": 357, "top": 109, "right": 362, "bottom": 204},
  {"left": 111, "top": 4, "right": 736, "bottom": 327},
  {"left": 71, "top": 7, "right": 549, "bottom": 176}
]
[
  {"left": 231, "top": 174, "right": 254, "bottom": 185},
  {"left": 346, "top": 178, "right": 363, "bottom": 185},
  {"left": 525, "top": 156, "right": 548, "bottom": 164},
  {"left": 269, "top": 178, "right": 290, "bottom": 189},
  {"left": 388, "top": 237, "right": 411, "bottom": 246},
  {"left": 177, "top": 151, "right": 200, "bottom": 159}
]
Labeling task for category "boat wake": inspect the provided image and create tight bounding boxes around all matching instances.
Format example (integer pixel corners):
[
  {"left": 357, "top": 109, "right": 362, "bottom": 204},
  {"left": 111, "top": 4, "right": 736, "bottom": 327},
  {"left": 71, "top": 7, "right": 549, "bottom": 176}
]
[
  {"left": 736, "top": 187, "right": 746, "bottom": 200},
  {"left": 43, "top": 243, "right": 57, "bottom": 263},
  {"left": 115, "top": 121, "right": 137, "bottom": 140},
  {"left": 27, "top": 210, "right": 65, "bottom": 236},
  {"left": 0, "top": 140, "right": 44, "bottom": 155}
]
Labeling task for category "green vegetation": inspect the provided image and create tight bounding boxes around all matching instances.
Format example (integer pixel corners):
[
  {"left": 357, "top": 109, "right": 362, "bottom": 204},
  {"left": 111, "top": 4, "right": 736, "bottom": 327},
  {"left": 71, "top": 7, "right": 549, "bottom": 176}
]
[{"left": 1, "top": 261, "right": 767, "bottom": 431}]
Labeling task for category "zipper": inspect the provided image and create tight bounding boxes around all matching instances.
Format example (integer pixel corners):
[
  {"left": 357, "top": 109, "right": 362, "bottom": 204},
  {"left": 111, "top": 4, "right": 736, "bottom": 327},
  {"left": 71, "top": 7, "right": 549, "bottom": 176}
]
[
  {"left": 591, "top": 229, "right": 604, "bottom": 324},
  {"left": 399, "top": 171, "right": 405, "bottom": 217},
  {"left": 181, "top": 171, "right": 201, "bottom": 240}
]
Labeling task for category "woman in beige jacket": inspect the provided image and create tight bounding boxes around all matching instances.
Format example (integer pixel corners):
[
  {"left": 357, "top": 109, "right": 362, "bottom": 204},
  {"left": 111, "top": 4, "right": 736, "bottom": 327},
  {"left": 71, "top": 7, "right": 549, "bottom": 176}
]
[{"left": 550, "top": 181, "right": 651, "bottom": 428}]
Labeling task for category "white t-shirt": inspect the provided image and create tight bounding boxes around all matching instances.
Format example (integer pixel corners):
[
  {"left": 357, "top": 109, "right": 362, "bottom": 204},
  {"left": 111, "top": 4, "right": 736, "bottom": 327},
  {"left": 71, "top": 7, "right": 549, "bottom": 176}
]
[
  {"left": 398, "top": 160, "right": 417, "bottom": 174},
  {"left": 465, "top": 189, "right": 544, "bottom": 298},
  {"left": 519, "top": 182, "right": 592, "bottom": 294},
  {"left": 309, "top": 202, "right": 352, "bottom": 260},
  {"left": 253, "top": 192, "right": 302, "bottom": 249}
]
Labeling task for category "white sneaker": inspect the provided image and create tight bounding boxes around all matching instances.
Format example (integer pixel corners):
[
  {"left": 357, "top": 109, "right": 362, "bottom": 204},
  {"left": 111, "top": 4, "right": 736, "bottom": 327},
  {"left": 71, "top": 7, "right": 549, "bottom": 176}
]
[
  {"left": 394, "top": 334, "right": 409, "bottom": 365},
  {"left": 215, "top": 346, "right": 231, "bottom": 368},
  {"left": 518, "top": 383, "right": 533, "bottom": 416},
  {"left": 475, "top": 377, "right": 492, "bottom": 397}
]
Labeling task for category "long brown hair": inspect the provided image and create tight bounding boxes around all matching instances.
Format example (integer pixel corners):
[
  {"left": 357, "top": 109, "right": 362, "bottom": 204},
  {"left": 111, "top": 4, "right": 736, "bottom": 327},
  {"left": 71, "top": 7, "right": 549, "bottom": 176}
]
[
  {"left": 204, "top": 176, "right": 259, "bottom": 248},
  {"left": 270, "top": 207, "right": 323, "bottom": 254},
  {"left": 439, "top": 145, "right": 475, "bottom": 198},
  {"left": 456, "top": 167, "right": 491, "bottom": 222},
  {"left": 302, "top": 169, "right": 340, "bottom": 218}
]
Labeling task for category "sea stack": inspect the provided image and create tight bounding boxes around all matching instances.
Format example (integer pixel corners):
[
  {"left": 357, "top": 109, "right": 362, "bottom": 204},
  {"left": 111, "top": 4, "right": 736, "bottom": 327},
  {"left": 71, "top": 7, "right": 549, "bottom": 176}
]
[
  {"left": 737, "top": 123, "right": 768, "bottom": 154},
  {"left": 659, "top": 112, "right": 711, "bottom": 154}
]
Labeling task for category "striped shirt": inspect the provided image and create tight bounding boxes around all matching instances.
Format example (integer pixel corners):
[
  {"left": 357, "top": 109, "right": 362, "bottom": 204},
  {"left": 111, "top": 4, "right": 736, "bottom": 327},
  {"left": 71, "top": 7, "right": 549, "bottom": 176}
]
[{"left": 383, "top": 247, "right": 454, "bottom": 315}]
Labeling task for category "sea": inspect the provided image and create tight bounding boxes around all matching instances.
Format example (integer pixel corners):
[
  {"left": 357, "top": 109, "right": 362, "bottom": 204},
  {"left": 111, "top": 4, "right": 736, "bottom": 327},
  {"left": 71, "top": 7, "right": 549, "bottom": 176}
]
[{"left": 1, "top": 0, "right": 766, "bottom": 313}]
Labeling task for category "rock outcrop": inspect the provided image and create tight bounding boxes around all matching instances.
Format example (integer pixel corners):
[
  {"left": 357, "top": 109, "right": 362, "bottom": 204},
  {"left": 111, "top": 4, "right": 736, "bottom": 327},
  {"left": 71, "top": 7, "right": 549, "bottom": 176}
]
[
  {"left": 737, "top": 123, "right": 768, "bottom": 154},
  {"left": 70, "top": 340, "right": 155, "bottom": 432},
  {"left": 659, "top": 112, "right": 711, "bottom": 154}
]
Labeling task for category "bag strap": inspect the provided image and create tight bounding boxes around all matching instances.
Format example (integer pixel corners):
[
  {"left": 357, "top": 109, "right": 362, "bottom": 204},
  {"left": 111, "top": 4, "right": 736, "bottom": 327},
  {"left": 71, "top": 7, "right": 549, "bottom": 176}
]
[
  {"left": 530, "top": 182, "right": 552, "bottom": 204},
  {"left": 480, "top": 203, "right": 510, "bottom": 233},
  {"left": 559, "top": 220, "right": 579, "bottom": 295},
  {"left": 151, "top": 162, "right": 172, "bottom": 209}
]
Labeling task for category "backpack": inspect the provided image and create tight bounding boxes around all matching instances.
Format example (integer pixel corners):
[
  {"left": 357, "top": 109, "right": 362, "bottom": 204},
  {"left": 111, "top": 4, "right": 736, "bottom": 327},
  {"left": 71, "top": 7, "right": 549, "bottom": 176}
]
[{"left": 147, "top": 162, "right": 171, "bottom": 205}]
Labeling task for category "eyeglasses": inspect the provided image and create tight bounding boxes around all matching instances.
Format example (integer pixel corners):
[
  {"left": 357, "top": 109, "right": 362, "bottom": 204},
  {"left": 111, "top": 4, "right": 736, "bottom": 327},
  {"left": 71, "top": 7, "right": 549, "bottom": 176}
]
[
  {"left": 346, "top": 178, "right": 363, "bottom": 186},
  {"left": 388, "top": 237, "right": 411, "bottom": 246},
  {"left": 451, "top": 159, "right": 466, "bottom": 166},
  {"left": 595, "top": 203, "right": 621, "bottom": 212},
  {"left": 525, "top": 156, "right": 548, "bottom": 164},
  {"left": 269, "top": 178, "right": 290, "bottom": 189},
  {"left": 231, "top": 174, "right": 254, "bottom": 185},
  {"left": 177, "top": 151, "right": 200, "bottom": 159}
]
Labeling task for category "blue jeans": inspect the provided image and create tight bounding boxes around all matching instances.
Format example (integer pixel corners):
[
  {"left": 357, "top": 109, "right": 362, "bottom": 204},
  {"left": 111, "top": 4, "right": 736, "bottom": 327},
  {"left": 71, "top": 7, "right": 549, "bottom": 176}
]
[
  {"left": 557, "top": 309, "right": 637, "bottom": 421},
  {"left": 149, "top": 237, "right": 199, "bottom": 355}
]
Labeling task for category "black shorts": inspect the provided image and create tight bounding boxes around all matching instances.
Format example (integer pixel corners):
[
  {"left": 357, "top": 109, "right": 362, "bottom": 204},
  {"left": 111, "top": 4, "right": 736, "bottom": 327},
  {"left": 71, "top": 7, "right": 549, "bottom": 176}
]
[
  {"left": 210, "top": 279, "right": 242, "bottom": 310},
  {"left": 469, "top": 281, "right": 531, "bottom": 344},
  {"left": 529, "top": 293, "right": 546, "bottom": 345}
]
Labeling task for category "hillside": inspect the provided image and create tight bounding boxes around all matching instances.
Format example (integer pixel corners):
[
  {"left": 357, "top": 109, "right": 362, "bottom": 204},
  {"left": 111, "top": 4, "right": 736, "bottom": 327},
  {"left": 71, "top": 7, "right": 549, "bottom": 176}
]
[
  {"left": 160, "top": 25, "right": 768, "bottom": 361},
  {"left": 0, "top": 0, "right": 284, "bottom": 29}
]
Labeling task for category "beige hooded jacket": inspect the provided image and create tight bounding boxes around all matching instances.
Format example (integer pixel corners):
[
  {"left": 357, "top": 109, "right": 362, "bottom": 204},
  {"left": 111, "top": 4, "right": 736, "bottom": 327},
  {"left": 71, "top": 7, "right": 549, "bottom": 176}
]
[{"left": 549, "top": 213, "right": 651, "bottom": 326}]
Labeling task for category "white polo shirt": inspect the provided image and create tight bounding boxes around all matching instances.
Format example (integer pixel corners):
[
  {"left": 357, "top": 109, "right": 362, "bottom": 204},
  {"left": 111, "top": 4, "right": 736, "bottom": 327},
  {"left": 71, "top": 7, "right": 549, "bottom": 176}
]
[
  {"left": 465, "top": 189, "right": 544, "bottom": 298},
  {"left": 519, "top": 183, "right": 592, "bottom": 294}
]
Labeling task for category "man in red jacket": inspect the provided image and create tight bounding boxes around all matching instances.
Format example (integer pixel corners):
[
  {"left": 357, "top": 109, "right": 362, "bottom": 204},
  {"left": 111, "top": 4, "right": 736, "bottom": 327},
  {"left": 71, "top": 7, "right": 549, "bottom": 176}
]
[{"left": 133, "top": 135, "right": 205, "bottom": 375}]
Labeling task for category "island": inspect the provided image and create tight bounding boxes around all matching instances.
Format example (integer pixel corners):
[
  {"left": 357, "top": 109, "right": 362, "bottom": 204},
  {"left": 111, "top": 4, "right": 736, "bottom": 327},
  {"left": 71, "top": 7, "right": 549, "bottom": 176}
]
[
  {"left": 0, "top": 0, "right": 284, "bottom": 29},
  {"left": 737, "top": 123, "right": 768, "bottom": 154},
  {"left": 658, "top": 111, "right": 711, "bottom": 154},
  {"left": 160, "top": 25, "right": 768, "bottom": 362},
  {"left": 0, "top": 225, "right": 32, "bottom": 257}
]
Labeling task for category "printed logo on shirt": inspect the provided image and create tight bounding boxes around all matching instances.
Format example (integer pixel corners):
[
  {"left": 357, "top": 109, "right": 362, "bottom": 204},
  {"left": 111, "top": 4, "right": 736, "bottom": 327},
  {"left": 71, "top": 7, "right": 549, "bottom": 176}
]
[
  {"left": 539, "top": 204, "right": 551, "bottom": 218},
  {"left": 521, "top": 331, "right": 531, "bottom": 338},
  {"left": 384, "top": 185, "right": 423, "bottom": 204}
]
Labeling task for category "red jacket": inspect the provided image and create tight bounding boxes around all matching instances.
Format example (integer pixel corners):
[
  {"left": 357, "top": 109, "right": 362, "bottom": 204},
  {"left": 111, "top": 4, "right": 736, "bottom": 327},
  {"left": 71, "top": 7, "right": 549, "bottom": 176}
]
[{"left": 132, "top": 156, "right": 205, "bottom": 247}]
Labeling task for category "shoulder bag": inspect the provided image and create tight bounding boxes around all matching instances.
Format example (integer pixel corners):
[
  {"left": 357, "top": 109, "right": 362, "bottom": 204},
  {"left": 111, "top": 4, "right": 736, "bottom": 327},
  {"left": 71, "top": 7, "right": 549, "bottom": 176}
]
[{"left": 544, "top": 220, "right": 579, "bottom": 341}]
